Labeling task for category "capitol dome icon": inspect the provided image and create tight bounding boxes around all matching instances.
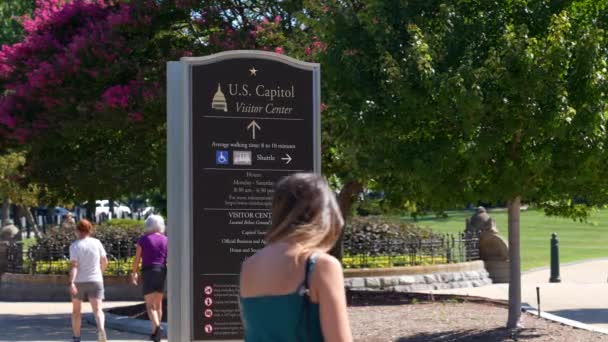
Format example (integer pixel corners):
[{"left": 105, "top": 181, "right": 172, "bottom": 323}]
[{"left": 211, "top": 84, "right": 228, "bottom": 112}]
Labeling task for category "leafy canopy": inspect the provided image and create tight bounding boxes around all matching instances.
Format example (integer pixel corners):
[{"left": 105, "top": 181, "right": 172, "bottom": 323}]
[{"left": 309, "top": 0, "right": 608, "bottom": 218}]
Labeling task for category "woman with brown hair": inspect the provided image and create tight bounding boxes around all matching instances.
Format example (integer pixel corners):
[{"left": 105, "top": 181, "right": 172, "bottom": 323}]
[
  {"left": 68, "top": 219, "right": 108, "bottom": 342},
  {"left": 239, "top": 173, "right": 352, "bottom": 342}
]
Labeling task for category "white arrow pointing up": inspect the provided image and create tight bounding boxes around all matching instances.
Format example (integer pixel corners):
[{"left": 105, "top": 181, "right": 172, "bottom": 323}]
[
  {"left": 281, "top": 154, "right": 292, "bottom": 164},
  {"left": 247, "top": 120, "right": 261, "bottom": 140}
]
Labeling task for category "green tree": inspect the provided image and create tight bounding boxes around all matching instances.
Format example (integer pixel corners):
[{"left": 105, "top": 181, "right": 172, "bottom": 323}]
[
  {"left": 0, "top": 151, "right": 43, "bottom": 236},
  {"left": 310, "top": 0, "right": 608, "bottom": 329},
  {"left": 0, "top": 0, "right": 35, "bottom": 45}
]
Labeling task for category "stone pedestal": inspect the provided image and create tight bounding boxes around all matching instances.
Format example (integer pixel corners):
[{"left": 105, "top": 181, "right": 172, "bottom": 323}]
[
  {"left": 344, "top": 260, "right": 493, "bottom": 292},
  {"left": 484, "top": 260, "right": 510, "bottom": 283}
]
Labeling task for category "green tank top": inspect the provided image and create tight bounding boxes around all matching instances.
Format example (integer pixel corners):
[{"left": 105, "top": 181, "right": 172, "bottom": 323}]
[{"left": 240, "top": 253, "right": 324, "bottom": 342}]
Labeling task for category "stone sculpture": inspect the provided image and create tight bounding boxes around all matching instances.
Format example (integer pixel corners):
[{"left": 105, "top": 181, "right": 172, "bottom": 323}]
[{"left": 466, "top": 207, "right": 510, "bottom": 283}]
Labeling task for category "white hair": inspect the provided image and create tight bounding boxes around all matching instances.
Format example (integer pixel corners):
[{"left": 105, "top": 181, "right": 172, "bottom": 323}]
[{"left": 145, "top": 214, "right": 166, "bottom": 233}]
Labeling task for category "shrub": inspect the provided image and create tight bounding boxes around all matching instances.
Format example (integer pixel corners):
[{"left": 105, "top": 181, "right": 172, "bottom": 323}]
[
  {"left": 343, "top": 216, "right": 439, "bottom": 245},
  {"left": 354, "top": 199, "right": 385, "bottom": 216},
  {"left": 94, "top": 224, "right": 143, "bottom": 251},
  {"left": 105, "top": 219, "right": 143, "bottom": 229},
  {"left": 35, "top": 226, "right": 73, "bottom": 250},
  {"left": 32, "top": 221, "right": 144, "bottom": 260}
]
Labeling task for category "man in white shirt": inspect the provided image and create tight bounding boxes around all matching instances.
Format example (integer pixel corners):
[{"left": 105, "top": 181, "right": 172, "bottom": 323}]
[{"left": 69, "top": 219, "right": 108, "bottom": 342}]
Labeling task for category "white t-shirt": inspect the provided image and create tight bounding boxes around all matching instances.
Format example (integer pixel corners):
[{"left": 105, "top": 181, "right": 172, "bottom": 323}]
[{"left": 69, "top": 237, "right": 107, "bottom": 283}]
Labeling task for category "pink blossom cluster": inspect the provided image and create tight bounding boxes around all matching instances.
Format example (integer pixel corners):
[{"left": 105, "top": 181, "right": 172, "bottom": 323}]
[
  {"left": 0, "top": 0, "right": 157, "bottom": 142},
  {"left": 253, "top": 15, "right": 288, "bottom": 53},
  {"left": 305, "top": 37, "right": 327, "bottom": 57},
  {"left": 199, "top": 8, "right": 286, "bottom": 53},
  {"left": 208, "top": 25, "right": 257, "bottom": 51},
  {"left": 100, "top": 85, "right": 131, "bottom": 109},
  {"left": 96, "top": 80, "right": 159, "bottom": 123},
  {"left": 21, "top": 0, "right": 108, "bottom": 34},
  {"left": 0, "top": 0, "right": 313, "bottom": 144}
]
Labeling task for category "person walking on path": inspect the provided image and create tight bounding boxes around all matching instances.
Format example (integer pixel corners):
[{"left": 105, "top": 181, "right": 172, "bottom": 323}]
[
  {"left": 240, "top": 173, "right": 353, "bottom": 342},
  {"left": 131, "top": 215, "right": 168, "bottom": 342},
  {"left": 69, "top": 219, "right": 108, "bottom": 342}
]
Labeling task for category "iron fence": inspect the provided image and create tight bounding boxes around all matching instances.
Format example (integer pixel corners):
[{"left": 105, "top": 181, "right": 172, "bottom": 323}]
[
  {"left": 6, "top": 241, "right": 137, "bottom": 276},
  {"left": 343, "top": 231, "right": 480, "bottom": 269},
  {"left": 5, "top": 231, "right": 481, "bottom": 273}
]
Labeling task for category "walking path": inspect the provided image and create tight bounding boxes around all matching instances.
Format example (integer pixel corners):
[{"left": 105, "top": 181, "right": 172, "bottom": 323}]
[
  {"left": 430, "top": 258, "right": 608, "bottom": 331},
  {"left": 0, "top": 301, "right": 160, "bottom": 342},
  {"left": 3, "top": 259, "right": 608, "bottom": 340}
]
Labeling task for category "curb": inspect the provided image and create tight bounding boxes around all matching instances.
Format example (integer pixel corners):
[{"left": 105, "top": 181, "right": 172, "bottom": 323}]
[
  {"left": 521, "top": 303, "right": 608, "bottom": 335},
  {"left": 84, "top": 312, "right": 168, "bottom": 338}
]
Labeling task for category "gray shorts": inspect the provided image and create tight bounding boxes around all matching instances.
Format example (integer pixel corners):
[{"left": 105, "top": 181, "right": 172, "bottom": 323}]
[{"left": 72, "top": 282, "right": 104, "bottom": 301}]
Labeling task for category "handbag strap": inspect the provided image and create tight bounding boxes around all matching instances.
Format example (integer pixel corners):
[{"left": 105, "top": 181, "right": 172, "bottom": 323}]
[
  {"left": 304, "top": 252, "right": 319, "bottom": 292},
  {"left": 299, "top": 252, "right": 320, "bottom": 296},
  {"left": 299, "top": 252, "right": 320, "bottom": 342}
]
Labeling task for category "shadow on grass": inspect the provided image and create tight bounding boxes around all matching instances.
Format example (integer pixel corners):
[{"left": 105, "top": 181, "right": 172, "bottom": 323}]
[{"left": 395, "top": 328, "right": 543, "bottom": 342}]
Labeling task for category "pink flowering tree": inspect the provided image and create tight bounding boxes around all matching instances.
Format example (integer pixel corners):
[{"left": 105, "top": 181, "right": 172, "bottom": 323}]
[
  {"left": 0, "top": 0, "right": 195, "bottom": 212},
  {"left": 0, "top": 0, "right": 35, "bottom": 45},
  {"left": 0, "top": 0, "right": 311, "bottom": 212}
]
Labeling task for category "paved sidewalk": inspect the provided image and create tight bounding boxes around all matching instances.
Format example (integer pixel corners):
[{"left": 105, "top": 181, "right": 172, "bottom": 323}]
[
  {"left": 0, "top": 301, "right": 159, "bottom": 342},
  {"left": 430, "top": 259, "right": 608, "bottom": 330}
]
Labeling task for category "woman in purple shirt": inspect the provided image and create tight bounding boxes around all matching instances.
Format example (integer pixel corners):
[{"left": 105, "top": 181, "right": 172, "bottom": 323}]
[{"left": 131, "top": 215, "right": 167, "bottom": 342}]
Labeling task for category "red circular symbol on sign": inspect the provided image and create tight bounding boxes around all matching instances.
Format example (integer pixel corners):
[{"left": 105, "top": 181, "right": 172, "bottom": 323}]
[
  {"left": 204, "top": 286, "right": 213, "bottom": 295},
  {"left": 204, "top": 309, "right": 213, "bottom": 318},
  {"left": 204, "top": 324, "right": 213, "bottom": 334},
  {"left": 205, "top": 297, "right": 213, "bottom": 307}
]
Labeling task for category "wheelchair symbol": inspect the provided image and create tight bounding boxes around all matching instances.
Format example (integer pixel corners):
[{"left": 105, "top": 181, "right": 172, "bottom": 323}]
[{"left": 216, "top": 151, "right": 229, "bottom": 165}]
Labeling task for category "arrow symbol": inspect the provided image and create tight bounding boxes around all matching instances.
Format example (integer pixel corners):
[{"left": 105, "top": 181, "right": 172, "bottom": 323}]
[
  {"left": 247, "top": 120, "right": 261, "bottom": 140},
  {"left": 281, "top": 154, "right": 292, "bottom": 164}
]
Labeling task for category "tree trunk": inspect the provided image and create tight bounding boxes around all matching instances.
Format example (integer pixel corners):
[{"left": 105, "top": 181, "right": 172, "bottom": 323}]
[
  {"left": 21, "top": 205, "right": 42, "bottom": 239},
  {"left": 337, "top": 182, "right": 363, "bottom": 218},
  {"left": 2, "top": 195, "right": 10, "bottom": 222},
  {"left": 330, "top": 181, "right": 363, "bottom": 260},
  {"left": 109, "top": 198, "right": 115, "bottom": 217},
  {"left": 506, "top": 196, "right": 522, "bottom": 329}
]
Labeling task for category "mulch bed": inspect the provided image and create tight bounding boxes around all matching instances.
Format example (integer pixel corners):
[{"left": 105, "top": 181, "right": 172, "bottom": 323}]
[
  {"left": 109, "top": 292, "right": 608, "bottom": 341},
  {"left": 350, "top": 302, "right": 607, "bottom": 341}
]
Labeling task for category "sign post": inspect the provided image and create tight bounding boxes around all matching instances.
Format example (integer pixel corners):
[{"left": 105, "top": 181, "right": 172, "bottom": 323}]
[{"left": 167, "top": 51, "right": 321, "bottom": 341}]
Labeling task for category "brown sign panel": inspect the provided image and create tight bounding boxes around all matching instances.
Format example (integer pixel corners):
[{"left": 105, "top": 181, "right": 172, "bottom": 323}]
[{"left": 187, "top": 53, "right": 320, "bottom": 340}]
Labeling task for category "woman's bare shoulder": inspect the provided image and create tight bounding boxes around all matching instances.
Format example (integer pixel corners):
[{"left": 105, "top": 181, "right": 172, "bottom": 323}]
[
  {"left": 240, "top": 246, "right": 271, "bottom": 274},
  {"left": 312, "top": 252, "right": 343, "bottom": 276},
  {"left": 308, "top": 252, "right": 344, "bottom": 300},
  {"left": 314, "top": 252, "right": 341, "bottom": 267}
]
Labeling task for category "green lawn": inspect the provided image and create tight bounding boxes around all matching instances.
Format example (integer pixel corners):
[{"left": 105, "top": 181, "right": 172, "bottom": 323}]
[{"left": 396, "top": 209, "right": 608, "bottom": 271}]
